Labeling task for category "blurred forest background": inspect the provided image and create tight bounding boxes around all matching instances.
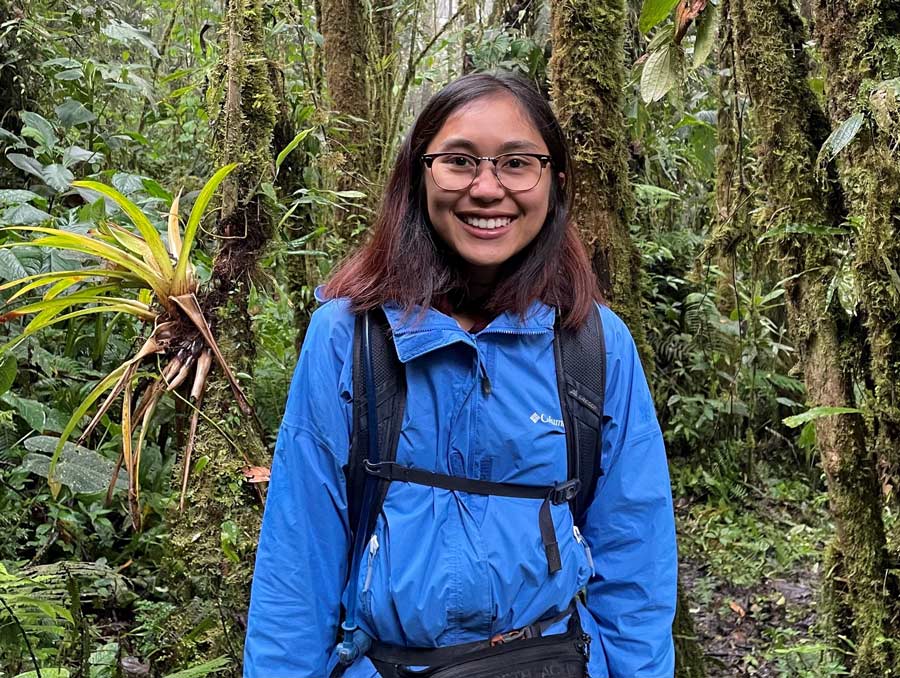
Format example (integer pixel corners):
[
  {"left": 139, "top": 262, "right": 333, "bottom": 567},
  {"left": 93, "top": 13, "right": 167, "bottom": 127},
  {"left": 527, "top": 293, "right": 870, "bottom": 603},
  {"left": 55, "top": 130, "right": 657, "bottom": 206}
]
[{"left": 0, "top": 0, "right": 899, "bottom": 675}]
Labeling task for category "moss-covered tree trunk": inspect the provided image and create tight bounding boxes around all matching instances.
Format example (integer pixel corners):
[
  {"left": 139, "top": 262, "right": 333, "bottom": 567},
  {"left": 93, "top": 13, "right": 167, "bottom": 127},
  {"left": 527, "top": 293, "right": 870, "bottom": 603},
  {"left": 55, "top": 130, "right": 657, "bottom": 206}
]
[
  {"left": 162, "top": 0, "right": 276, "bottom": 670},
  {"left": 811, "top": 0, "right": 900, "bottom": 563},
  {"left": 731, "top": 0, "right": 897, "bottom": 673},
  {"left": 548, "top": 2, "right": 706, "bottom": 676}
]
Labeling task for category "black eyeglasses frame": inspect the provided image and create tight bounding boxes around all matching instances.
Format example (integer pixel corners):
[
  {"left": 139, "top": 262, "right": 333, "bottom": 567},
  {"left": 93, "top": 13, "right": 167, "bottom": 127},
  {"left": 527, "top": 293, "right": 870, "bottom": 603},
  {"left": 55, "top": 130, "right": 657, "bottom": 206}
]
[{"left": 421, "top": 152, "right": 553, "bottom": 193}]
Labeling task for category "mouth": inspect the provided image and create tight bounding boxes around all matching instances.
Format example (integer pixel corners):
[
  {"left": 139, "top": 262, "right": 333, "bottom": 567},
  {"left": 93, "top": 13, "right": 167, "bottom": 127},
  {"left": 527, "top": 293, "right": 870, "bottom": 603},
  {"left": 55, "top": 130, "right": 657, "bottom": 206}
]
[{"left": 456, "top": 214, "right": 517, "bottom": 231}]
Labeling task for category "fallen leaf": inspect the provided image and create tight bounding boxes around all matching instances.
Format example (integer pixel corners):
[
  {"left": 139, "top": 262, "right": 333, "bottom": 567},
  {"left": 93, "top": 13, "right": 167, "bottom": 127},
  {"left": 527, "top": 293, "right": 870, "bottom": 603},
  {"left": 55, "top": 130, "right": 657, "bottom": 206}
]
[
  {"left": 729, "top": 600, "right": 746, "bottom": 617},
  {"left": 242, "top": 465, "right": 271, "bottom": 483}
]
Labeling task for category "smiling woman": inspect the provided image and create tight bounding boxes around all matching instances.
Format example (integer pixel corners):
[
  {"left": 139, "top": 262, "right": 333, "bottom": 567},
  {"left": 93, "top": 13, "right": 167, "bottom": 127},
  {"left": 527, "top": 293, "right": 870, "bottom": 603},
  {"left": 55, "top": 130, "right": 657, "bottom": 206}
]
[{"left": 243, "top": 72, "right": 678, "bottom": 678}]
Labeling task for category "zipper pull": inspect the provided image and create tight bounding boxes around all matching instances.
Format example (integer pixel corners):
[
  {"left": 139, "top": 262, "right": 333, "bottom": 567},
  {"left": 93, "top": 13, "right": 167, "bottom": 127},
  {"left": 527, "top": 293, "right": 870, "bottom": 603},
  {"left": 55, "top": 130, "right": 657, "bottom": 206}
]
[
  {"left": 573, "top": 526, "right": 595, "bottom": 576},
  {"left": 362, "top": 534, "right": 379, "bottom": 592},
  {"left": 480, "top": 361, "right": 492, "bottom": 396}
]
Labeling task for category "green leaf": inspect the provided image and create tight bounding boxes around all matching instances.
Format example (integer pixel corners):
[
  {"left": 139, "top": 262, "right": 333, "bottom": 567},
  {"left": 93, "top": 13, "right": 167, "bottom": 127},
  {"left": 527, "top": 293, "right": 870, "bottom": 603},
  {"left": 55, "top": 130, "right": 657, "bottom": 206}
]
[
  {"left": 1, "top": 392, "right": 48, "bottom": 432},
  {"left": 820, "top": 112, "right": 864, "bottom": 162},
  {"left": 783, "top": 406, "right": 862, "bottom": 428},
  {"left": 757, "top": 222, "right": 848, "bottom": 243},
  {"left": 19, "top": 111, "right": 57, "bottom": 150},
  {"left": 101, "top": 19, "right": 160, "bottom": 58},
  {"left": 692, "top": 4, "right": 717, "bottom": 69},
  {"left": 639, "top": 0, "right": 681, "bottom": 33},
  {"left": 55, "top": 99, "right": 96, "bottom": 128},
  {"left": 22, "top": 436, "right": 128, "bottom": 495},
  {"left": 2, "top": 203, "right": 52, "bottom": 225},
  {"left": 5, "top": 153, "right": 44, "bottom": 179},
  {"left": 0, "top": 356, "right": 16, "bottom": 397},
  {"left": 14, "top": 670, "right": 71, "bottom": 678},
  {"left": 141, "top": 178, "right": 173, "bottom": 203},
  {"left": 0, "top": 249, "right": 28, "bottom": 281},
  {"left": 63, "top": 146, "right": 104, "bottom": 166},
  {"left": 275, "top": 127, "right": 314, "bottom": 173},
  {"left": 173, "top": 163, "right": 238, "bottom": 295},
  {"left": 641, "top": 46, "right": 680, "bottom": 103},
  {"left": 41, "top": 164, "right": 75, "bottom": 193},
  {"left": 162, "top": 657, "right": 230, "bottom": 678},
  {"left": 0, "top": 189, "right": 42, "bottom": 206}
]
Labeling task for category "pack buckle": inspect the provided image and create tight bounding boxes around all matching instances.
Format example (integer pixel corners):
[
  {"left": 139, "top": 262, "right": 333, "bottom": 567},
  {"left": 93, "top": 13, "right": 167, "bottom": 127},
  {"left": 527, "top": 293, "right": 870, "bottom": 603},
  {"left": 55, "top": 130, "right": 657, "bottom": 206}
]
[{"left": 549, "top": 479, "right": 581, "bottom": 505}]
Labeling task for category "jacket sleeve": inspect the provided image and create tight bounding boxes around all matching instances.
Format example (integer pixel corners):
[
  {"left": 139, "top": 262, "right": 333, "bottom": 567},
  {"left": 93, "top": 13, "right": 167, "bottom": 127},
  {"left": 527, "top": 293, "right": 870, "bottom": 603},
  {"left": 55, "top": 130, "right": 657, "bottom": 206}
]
[
  {"left": 243, "top": 302, "right": 354, "bottom": 678},
  {"left": 579, "top": 306, "right": 677, "bottom": 677}
]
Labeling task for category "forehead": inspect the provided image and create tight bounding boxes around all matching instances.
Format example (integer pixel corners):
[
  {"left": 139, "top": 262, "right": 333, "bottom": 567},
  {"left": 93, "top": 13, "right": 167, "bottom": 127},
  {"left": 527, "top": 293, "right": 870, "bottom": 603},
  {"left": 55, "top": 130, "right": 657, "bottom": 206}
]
[{"left": 427, "top": 93, "right": 547, "bottom": 153}]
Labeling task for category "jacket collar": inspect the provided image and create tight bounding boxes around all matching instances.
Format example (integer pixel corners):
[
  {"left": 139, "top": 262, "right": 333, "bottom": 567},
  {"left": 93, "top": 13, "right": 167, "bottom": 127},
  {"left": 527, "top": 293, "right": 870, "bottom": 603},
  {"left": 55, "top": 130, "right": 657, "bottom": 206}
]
[{"left": 382, "top": 300, "right": 555, "bottom": 363}]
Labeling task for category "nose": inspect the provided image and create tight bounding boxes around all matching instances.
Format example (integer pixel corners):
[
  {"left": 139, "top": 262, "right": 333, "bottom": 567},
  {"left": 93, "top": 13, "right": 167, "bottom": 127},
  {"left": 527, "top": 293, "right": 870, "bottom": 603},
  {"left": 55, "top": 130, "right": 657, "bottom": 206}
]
[{"left": 468, "top": 162, "right": 506, "bottom": 201}]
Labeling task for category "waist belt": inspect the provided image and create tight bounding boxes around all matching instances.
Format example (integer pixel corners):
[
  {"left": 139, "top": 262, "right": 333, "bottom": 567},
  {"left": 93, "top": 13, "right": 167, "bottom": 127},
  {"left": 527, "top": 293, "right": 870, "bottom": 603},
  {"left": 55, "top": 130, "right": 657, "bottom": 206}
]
[
  {"left": 368, "top": 599, "right": 580, "bottom": 667},
  {"left": 364, "top": 461, "right": 580, "bottom": 574}
]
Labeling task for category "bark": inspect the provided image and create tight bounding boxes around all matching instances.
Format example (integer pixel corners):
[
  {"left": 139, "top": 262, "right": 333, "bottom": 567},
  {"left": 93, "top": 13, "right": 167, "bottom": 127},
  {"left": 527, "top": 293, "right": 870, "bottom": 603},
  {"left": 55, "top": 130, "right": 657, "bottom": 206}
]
[
  {"left": 548, "top": 0, "right": 649, "bottom": 351},
  {"left": 731, "top": 0, "right": 897, "bottom": 672},
  {"left": 162, "top": 0, "right": 276, "bottom": 670},
  {"left": 811, "top": 0, "right": 900, "bottom": 550},
  {"left": 549, "top": 1, "right": 706, "bottom": 674}
]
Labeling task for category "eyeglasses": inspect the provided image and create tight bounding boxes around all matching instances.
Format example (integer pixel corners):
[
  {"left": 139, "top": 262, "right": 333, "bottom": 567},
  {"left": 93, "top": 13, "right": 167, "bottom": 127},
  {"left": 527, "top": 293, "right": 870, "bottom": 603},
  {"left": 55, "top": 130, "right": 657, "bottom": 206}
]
[{"left": 422, "top": 152, "right": 552, "bottom": 192}]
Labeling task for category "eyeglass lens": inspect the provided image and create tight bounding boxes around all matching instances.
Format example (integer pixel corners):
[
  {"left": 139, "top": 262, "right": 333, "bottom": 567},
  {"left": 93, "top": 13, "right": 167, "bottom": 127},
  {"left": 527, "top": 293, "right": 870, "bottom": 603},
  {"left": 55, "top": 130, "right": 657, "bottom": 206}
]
[{"left": 430, "top": 155, "right": 544, "bottom": 191}]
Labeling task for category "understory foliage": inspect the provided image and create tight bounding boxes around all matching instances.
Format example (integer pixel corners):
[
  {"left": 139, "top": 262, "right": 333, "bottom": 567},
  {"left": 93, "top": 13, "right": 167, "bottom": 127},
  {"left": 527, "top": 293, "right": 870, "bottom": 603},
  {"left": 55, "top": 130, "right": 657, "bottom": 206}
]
[{"left": 0, "top": 0, "right": 897, "bottom": 675}]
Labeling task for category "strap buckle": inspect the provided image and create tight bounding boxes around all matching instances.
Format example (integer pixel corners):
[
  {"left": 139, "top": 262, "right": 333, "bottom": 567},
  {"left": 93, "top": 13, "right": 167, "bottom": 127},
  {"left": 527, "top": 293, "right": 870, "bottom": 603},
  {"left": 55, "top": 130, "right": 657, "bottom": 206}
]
[
  {"left": 549, "top": 479, "right": 581, "bottom": 505},
  {"left": 489, "top": 625, "right": 534, "bottom": 647}
]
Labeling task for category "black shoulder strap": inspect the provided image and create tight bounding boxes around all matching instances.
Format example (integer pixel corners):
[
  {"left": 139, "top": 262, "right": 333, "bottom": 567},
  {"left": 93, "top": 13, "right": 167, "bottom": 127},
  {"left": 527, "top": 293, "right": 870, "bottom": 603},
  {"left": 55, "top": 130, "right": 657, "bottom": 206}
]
[
  {"left": 554, "top": 306, "right": 606, "bottom": 522},
  {"left": 347, "top": 309, "right": 407, "bottom": 542}
]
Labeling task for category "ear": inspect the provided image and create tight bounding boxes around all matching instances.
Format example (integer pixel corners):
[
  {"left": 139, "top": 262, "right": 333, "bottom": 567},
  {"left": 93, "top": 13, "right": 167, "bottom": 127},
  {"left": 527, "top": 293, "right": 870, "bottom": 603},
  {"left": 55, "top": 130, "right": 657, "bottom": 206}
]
[{"left": 557, "top": 171, "right": 566, "bottom": 187}]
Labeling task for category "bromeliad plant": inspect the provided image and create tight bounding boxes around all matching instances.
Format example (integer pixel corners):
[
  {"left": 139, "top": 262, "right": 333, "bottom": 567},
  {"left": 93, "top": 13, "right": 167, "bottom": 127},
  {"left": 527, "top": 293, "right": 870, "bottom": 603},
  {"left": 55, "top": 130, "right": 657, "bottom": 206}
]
[{"left": 0, "top": 163, "right": 253, "bottom": 528}]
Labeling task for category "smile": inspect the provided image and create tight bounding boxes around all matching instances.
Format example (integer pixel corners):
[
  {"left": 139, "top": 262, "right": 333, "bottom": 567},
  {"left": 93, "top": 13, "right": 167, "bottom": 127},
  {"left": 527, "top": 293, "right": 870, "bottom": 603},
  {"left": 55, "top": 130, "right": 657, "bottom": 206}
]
[{"left": 457, "top": 214, "right": 516, "bottom": 230}]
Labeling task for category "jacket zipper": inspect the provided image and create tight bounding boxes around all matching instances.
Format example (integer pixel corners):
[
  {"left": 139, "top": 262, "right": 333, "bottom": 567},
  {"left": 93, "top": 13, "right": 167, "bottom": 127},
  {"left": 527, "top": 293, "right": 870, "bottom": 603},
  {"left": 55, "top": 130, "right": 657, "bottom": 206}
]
[
  {"left": 362, "top": 533, "right": 379, "bottom": 592},
  {"left": 573, "top": 526, "right": 595, "bottom": 576}
]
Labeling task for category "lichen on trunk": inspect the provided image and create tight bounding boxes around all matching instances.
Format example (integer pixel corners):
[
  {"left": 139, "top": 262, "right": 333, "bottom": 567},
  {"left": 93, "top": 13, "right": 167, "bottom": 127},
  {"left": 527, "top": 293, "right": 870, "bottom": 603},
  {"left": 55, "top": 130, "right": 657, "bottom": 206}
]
[{"left": 731, "top": 0, "right": 897, "bottom": 671}]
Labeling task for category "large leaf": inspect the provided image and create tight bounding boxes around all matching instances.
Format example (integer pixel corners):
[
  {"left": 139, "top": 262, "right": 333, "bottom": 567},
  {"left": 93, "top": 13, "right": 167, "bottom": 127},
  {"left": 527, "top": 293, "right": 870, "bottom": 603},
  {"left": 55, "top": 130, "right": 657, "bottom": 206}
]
[
  {"left": 640, "top": 0, "right": 681, "bottom": 33},
  {"left": 0, "top": 249, "right": 28, "bottom": 281},
  {"left": 0, "top": 356, "right": 15, "bottom": 397},
  {"left": 55, "top": 99, "right": 96, "bottom": 128},
  {"left": 5, "top": 153, "right": 44, "bottom": 179},
  {"left": 19, "top": 111, "right": 57, "bottom": 150},
  {"left": 41, "top": 164, "right": 75, "bottom": 193},
  {"left": 692, "top": 3, "right": 717, "bottom": 68},
  {"left": 783, "top": 406, "right": 862, "bottom": 428},
  {"left": 101, "top": 19, "right": 160, "bottom": 58},
  {"left": 275, "top": 127, "right": 314, "bottom": 173},
  {"left": 641, "top": 46, "right": 681, "bottom": 103},
  {"left": 2, "top": 203, "right": 52, "bottom": 225},
  {"left": 0, "top": 189, "right": 42, "bottom": 206},
  {"left": 163, "top": 657, "right": 230, "bottom": 678},
  {"left": 172, "top": 164, "right": 238, "bottom": 295},
  {"left": 22, "top": 436, "right": 128, "bottom": 495},
  {"left": 1, "top": 392, "right": 48, "bottom": 432},
  {"left": 819, "top": 112, "right": 865, "bottom": 162}
]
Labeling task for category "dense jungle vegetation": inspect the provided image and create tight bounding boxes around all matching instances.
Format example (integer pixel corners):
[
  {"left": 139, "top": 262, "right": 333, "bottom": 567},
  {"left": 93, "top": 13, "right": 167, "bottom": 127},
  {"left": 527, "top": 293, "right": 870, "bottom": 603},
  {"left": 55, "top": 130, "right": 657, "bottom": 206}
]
[{"left": 0, "top": 0, "right": 899, "bottom": 675}]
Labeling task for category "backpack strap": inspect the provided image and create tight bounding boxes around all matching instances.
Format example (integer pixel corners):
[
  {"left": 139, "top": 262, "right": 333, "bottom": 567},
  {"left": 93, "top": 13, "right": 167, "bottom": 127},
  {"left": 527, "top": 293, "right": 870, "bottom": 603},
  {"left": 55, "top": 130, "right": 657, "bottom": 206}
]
[
  {"left": 554, "top": 305, "right": 606, "bottom": 522},
  {"left": 347, "top": 309, "right": 407, "bottom": 544}
]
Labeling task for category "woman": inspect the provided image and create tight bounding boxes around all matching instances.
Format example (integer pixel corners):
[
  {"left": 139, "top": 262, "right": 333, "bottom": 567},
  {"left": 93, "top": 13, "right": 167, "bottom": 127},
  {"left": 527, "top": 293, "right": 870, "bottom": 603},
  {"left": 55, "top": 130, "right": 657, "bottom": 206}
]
[{"left": 244, "top": 72, "right": 677, "bottom": 677}]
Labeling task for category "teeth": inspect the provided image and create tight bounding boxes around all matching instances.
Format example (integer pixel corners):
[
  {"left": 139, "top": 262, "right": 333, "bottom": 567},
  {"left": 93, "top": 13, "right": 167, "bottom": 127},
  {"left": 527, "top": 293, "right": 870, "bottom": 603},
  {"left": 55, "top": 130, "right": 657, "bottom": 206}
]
[{"left": 460, "top": 216, "right": 514, "bottom": 230}]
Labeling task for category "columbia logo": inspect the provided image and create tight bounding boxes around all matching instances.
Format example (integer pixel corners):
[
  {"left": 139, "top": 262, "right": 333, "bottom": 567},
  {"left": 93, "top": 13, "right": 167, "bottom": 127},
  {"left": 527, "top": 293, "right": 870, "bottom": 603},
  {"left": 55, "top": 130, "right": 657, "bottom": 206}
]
[{"left": 530, "top": 412, "right": 564, "bottom": 427}]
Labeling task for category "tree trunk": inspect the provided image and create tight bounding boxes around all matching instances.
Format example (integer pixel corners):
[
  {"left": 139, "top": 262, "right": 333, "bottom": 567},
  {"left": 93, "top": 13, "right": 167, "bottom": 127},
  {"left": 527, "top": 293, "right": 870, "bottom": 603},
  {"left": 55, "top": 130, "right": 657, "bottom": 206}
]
[
  {"left": 549, "top": 2, "right": 706, "bottom": 675},
  {"left": 811, "top": 0, "right": 900, "bottom": 557},
  {"left": 163, "top": 0, "right": 277, "bottom": 670},
  {"left": 548, "top": 0, "right": 648, "bottom": 350},
  {"left": 320, "top": 0, "right": 371, "bottom": 242},
  {"left": 731, "top": 0, "right": 896, "bottom": 672}
]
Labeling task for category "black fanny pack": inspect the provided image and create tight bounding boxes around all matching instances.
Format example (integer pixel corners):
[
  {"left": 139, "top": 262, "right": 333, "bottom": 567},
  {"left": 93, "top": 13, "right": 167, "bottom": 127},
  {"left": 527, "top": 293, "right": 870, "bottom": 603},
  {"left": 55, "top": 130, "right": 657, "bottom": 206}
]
[{"left": 368, "top": 606, "right": 590, "bottom": 678}]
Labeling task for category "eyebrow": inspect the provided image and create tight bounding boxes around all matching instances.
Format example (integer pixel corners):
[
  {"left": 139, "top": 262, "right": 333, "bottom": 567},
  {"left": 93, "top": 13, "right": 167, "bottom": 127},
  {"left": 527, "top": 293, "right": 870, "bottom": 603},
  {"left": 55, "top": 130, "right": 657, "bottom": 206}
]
[{"left": 435, "top": 137, "right": 544, "bottom": 153}]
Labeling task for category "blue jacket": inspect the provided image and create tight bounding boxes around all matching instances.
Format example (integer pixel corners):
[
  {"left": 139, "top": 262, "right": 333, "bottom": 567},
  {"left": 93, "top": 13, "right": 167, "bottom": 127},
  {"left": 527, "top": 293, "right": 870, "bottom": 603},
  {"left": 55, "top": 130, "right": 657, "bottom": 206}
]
[{"left": 244, "top": 296, "right": 677, "bottom": 677}]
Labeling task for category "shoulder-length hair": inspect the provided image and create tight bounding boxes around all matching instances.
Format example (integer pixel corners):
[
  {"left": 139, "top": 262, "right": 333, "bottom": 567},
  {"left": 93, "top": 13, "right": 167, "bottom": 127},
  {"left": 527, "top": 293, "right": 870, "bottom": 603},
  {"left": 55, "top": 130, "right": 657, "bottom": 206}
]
[{"left": 323, "top": 71, "right": 599, "bottom": 328}]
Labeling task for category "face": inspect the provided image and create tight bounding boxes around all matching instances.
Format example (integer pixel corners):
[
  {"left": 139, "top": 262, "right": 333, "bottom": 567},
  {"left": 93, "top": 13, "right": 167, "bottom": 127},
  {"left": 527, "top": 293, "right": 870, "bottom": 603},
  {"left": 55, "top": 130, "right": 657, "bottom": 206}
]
[{"left": 423, "top": 94, "right": 555, "bottom": 283}]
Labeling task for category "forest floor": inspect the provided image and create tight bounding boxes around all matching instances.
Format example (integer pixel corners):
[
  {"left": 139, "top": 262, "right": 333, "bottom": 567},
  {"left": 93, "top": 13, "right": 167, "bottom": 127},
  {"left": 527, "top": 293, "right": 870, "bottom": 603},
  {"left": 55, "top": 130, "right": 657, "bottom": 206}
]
[{"left": 672, "top": 460, "right": 846, "bottom": 677}]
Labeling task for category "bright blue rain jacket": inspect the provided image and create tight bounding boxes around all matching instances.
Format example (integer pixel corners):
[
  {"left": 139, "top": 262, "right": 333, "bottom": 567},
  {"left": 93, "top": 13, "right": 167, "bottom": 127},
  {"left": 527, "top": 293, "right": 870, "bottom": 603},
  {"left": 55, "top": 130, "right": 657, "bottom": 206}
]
[{"left": 244, "top": 295, "right": 678, "bottom": 677}]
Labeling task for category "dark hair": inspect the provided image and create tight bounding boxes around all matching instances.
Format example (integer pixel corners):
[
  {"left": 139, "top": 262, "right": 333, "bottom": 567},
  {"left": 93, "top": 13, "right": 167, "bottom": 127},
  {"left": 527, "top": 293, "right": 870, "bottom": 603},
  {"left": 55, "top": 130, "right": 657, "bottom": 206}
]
[{"left": 323, "top": 71, "right": 599, "bottom": 328}]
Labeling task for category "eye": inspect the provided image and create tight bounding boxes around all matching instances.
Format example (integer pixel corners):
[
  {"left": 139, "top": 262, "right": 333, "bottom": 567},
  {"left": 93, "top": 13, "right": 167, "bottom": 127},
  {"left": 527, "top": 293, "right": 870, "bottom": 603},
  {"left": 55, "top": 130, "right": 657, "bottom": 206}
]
[
  {"left": 438, "top": 154, "right": 475, "bottom": 168},
  {"left": 499, "top": 155, "right": 536, "bottom": 171}
]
